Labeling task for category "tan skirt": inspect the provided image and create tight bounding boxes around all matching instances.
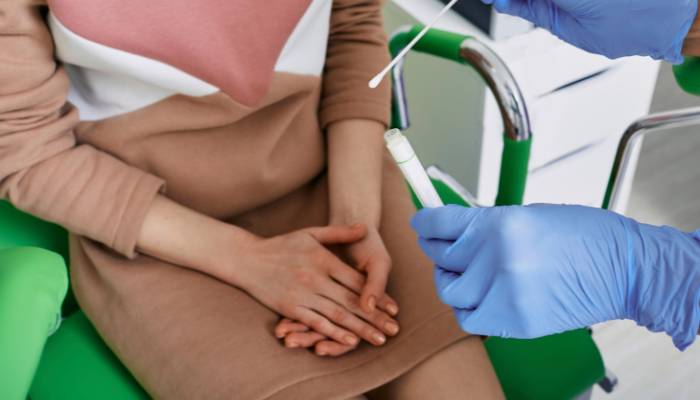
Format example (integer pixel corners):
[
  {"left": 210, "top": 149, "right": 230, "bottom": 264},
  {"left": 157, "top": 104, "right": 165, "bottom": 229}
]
[{"left": 68, "top": 155, "right": 477, "bottom": 399}]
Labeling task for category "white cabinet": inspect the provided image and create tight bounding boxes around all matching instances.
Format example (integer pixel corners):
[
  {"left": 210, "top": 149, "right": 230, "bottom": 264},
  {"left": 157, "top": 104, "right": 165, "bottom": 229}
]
[{"left": 388, "top": 0, "right": 660, "bottom": 211}]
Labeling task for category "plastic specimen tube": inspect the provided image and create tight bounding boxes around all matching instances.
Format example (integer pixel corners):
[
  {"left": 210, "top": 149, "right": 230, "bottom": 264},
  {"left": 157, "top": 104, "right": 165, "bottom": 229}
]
[{"left": 384, "top": 129, "right": 444, "bottom": 208}]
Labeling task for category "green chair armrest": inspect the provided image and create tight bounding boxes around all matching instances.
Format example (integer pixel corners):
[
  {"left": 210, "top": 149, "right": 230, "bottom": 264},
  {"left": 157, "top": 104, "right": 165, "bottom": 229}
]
[
  {"left": 673, "top": 57, "right": 700, "bottom": 96},
  {"left": 0, "top": 200, "right": 78, "bottom": 316},
  {"left": 0, "top": 247, "right": 67, "bottom": 400}
]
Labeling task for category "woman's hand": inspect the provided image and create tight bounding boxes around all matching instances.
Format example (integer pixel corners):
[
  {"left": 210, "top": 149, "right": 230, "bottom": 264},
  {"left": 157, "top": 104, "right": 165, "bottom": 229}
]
[
  {"left": 343, "top": 226, "right": 395, "bottom": 315},
  {"left": 275, "top": 226, "right": 399, "bottom": 356},
  {"left": 230, "top": 224, "right": 399, "bottom": 347},
  {"left": 276, "top": 318, "right": 355, "bottom": 356},
  {"left": 275, "top": 118, "right": 397, "bottom": 356},
  {"left": 326, "top": 118, "right": 388, "bottom": 313}
]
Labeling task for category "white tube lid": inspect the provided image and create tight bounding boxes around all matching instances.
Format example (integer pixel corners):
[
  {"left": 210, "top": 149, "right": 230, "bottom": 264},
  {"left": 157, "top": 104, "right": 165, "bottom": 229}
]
[{"left": 384, "top": 128, "right": 415, "bottom": 164}]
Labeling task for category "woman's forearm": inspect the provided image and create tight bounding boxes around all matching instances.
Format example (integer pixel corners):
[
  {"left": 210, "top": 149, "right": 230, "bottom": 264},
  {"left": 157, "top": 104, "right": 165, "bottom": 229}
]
[
  {"left": 327, "top": 119, "right": 386, "bottom": 227},
  {"left": 137, "top": 195, "right": 254, "bottom": 283}
]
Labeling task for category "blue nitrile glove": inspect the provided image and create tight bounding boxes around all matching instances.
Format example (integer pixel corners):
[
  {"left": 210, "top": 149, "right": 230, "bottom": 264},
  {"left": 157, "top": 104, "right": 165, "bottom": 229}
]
[
  {"left": 411, "top": 204, "right": 700, "bottom": 350},
  {"left": 482, "top": 0, "right": 697, "bottom": 64}
]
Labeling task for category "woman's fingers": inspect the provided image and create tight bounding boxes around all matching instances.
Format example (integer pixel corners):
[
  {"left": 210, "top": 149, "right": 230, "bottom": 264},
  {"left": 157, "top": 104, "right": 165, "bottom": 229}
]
[
  {"left": 321, "top": 281, "right": 399, "bottom": 337},
  {"left": 378, "top": 295, "right": 399, "bottom": 316},
  {"left": 314, "top": 340, "right": 356, "bottom": 357},
  {"left": 311, "top": 296, "right": 387, "bottom": 346},
  {"left": 292, "top": 307, "right": 360, "bottom": 347},
  {"left": 304, "top": 224, "right": 367, "bottom": 245},
  {"left": 329, "top": 260, "right": 399, "bottom": 316},
  {"left": 274, "top": 318, "right": 309, "bottom": 339},
  {"left": 284, "top": 331, "right": 326, "bottom": 348},
  {"left": 359, "top": 254, "right": 392, "bottom": 313}
]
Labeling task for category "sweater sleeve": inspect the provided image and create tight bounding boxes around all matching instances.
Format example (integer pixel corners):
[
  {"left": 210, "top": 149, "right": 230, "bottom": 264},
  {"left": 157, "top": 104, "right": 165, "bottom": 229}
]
[
  {"left": 0, "top": 3, "right": 164, "bottom": 258},
  {"left": 319, "top": 0, "right": 392, "bottom": 129}
]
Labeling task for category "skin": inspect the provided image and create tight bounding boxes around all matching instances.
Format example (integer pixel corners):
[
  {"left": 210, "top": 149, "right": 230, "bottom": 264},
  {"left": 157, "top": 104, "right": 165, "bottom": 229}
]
[
  {"left": 135, "top": 119, "right": 397, "bottom": 355},
  {"left": 276, "top": 119, "right": 396, "bottom": 357}
]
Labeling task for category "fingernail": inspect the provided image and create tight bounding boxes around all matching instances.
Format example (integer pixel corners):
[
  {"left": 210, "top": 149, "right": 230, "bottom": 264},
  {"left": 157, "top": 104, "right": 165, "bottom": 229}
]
[
  {"left": 368, "top": 296, "right": 377, "bottom": 311},
  {"left": 287, "top": 342, "right": 299, "bottom": 348},
  {"left": 385, "top": 322, "right": 399, "bottom": 335},
  {"left": 373, "top": 332, "right": 386, "bottom": 345},
  {"left": 387, "top": 303, "right": 399, "bottom": 316},
  {"left": 345, "top": 335, "right": 359, "bottom": 346},
  {"left": 317, "top": 350, "right": 327, "bottom": 356}
]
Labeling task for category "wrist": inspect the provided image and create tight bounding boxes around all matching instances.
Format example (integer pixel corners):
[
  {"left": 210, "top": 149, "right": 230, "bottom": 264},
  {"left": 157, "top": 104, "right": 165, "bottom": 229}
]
[
  {"left": 626, "top": 222, "right": 700, "bottom": 349},
  {"left": 201, "top": 223, "right": 259, "bottom": 286},
  {"left": 329, "top": 206, "right": 381, "bottom": 229}
]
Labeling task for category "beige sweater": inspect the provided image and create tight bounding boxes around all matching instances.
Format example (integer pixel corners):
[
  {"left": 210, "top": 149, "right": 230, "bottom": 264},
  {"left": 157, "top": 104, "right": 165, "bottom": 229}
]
[{"left": 0, "top": 0, "right": 391, "bottom": 257}]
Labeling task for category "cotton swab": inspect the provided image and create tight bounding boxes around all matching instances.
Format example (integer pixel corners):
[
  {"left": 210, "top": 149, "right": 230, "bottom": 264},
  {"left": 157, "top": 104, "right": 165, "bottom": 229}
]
[{"left": 368, "top": 0, "right": 460, "bottom": 89}]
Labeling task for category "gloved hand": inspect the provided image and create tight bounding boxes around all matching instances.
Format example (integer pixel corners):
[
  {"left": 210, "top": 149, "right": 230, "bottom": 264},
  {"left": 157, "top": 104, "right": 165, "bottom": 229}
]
[
  {"left": 482, "top": 0, "right": 698, "bottom": 63},
  {"left": 412, "top": 204, "right": 700, "bottom": 350}
]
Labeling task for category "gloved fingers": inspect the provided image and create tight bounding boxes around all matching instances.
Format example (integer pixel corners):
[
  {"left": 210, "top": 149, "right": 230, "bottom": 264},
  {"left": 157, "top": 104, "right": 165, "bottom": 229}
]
[
  {"left": 418, "top": 238, "right": 460, "bottom": 272},
  {"left": 411, "top": 205, "right": 481, "bottom": 241},
  {"left": 433, "top": 266, "right": 460, "bottom": 294},
  {"left": 491, "top": 0, "right": 558, "bottom": 32},
  {"left": 434, "top": 266, "right": 486, "bottom": 311},
  {"left": 418, "top": 234, "right": 481, "bottom": 273},
  {"left": 451, "top": 307, "right": 493, "bottom": 337},
  {"left": 453, "top": 305, "right": 515, "bottom": 338},
  {"left": 491, "top": 0, "right": 530, "bottom": 17},
  {"left": 434, "top": 265, "right": 489, "bottom": 309}
]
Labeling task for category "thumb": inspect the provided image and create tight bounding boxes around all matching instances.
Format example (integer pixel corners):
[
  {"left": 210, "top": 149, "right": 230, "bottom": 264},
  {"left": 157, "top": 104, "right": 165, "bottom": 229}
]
[
  {"left": 360, "top": 254, "right": 392, "bottom": 313},
  {"left": 304, "top": 224, "right": 367, "bottom": 245}
]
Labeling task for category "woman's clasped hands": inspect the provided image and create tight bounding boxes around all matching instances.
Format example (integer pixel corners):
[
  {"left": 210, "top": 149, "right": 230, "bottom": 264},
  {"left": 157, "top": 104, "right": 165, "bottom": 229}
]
[{"left": 229, "top": 223, "right": 399, "bottom": 357}]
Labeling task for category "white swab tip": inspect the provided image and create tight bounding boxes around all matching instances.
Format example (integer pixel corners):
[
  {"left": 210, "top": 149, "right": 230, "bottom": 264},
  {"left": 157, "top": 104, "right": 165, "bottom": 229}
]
[{"left": 368, "top": 75, "right": 382, "bottom": 89}]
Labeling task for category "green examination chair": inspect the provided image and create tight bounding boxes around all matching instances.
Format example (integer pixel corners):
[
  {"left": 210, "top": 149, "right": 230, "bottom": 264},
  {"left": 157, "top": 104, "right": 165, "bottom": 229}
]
[{"left": 0, "top": 201, "right": 148, "bottom": 400}]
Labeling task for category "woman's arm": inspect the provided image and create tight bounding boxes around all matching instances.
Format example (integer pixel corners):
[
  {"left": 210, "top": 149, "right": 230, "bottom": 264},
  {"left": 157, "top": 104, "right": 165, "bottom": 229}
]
[
  {"left": 327, "top": 120, "right": 397, "bottom": 314},
  {"left": 327, "top": 120, "right": 384, "bottom": 229},
  {"left": 319, "top": 0, "right": 393, "bottom": 314},
  {"left": 137, "top": 195, "right": 399, "bottom": 348},
  {"left": 136, "top": 195, "right": 251, "bottom": 279},
  {"left": 0, "top": 3, "right": 163, "bottom": 259}
]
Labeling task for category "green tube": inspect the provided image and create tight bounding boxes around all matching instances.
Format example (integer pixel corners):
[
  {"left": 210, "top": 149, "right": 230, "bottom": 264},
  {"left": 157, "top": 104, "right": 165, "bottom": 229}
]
[
  {"left": 601, "top": 167, "right": 616, "bottom": 211},
  {"left": 389, "top": 26, "right": 472, "bottom": 130},
  {"left": 0, "top": 247, "right": 67, "bottom": 400},
  {"left": 496, "top": 136, "right": 532, "bottom": 206},
  {"left": 673, "top": 57, "right": 700, "bottom": 96}
]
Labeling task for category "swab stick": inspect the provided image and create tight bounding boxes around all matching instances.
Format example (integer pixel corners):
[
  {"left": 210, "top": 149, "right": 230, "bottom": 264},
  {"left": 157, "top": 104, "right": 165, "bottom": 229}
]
[{"left": 369, "top": 0, "right": 459, "bottom": 89}]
